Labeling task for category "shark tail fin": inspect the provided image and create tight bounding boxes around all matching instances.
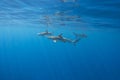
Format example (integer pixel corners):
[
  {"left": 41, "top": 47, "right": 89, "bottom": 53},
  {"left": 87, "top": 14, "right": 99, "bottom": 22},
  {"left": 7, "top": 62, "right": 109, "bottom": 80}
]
[{"left": 72, "top": 38, "right": 81, "bottom": 45}]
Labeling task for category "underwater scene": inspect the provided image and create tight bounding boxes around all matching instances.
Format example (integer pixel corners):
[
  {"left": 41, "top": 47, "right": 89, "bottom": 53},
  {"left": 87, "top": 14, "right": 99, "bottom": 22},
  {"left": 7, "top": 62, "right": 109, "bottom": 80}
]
[{"left": 0, "top": 0, "right": 120, "bottom": 80}]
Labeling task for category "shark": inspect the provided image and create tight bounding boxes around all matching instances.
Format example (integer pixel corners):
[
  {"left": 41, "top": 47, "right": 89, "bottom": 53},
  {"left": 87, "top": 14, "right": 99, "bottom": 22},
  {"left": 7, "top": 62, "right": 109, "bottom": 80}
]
[
  {"left": 47, "top": 34, "right": 72, "bottom": 43},
  {"left": 45, "top": 32, "right": 87, "bottom": 45},
  {"left": 46, "top": 33, "right": 82, "bottom": 45},
  {"left": 37, "top": 30, "right": 52, "bottom": 36}
]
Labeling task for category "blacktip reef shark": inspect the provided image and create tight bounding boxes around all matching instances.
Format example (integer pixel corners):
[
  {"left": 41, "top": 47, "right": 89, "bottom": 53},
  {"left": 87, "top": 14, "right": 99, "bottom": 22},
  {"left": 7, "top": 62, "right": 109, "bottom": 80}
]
[{"left": 37, "top": 30, "right": 52, "bottom": 36}]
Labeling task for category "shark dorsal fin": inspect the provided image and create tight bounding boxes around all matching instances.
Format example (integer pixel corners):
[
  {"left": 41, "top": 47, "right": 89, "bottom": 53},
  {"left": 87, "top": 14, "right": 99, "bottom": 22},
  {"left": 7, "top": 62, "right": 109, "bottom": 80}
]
[
  {"left": 46, "top": 30, "right": 48, "bottom": 33},
  {"left": 58, "top": 33, "right": 63, "bottom": 38}
]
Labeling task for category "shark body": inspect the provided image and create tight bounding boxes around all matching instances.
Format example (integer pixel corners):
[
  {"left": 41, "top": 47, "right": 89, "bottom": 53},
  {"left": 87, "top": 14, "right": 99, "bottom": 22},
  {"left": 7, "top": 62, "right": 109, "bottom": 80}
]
[
  {"left": 47, "top": 33, "right": 82, "bottom": 44},
  {"left": 47, "top": 34, "right": 72, "bottom": 43},
  {"left": 37, "top": 30, "right": 52, "bottom": 36},
  {"left": 38, "top": 31, "right": 87, "bottom": 45}
]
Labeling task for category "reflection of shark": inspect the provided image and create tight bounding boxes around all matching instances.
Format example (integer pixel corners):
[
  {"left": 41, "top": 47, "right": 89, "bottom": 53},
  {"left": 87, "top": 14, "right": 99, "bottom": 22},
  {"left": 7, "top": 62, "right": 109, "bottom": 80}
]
[
  {"left": 37, "top": 30, "right": 52, "bottom": 36},
  {"left": 61, "top": 0, "right": 76, "bottom": 2}
]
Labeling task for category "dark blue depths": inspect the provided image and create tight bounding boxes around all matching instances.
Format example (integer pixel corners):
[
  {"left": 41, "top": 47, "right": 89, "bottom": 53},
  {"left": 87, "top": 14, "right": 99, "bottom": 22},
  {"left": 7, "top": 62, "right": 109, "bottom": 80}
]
[{"left": 0, "top": 0, "right": 120, "bottom": 80}]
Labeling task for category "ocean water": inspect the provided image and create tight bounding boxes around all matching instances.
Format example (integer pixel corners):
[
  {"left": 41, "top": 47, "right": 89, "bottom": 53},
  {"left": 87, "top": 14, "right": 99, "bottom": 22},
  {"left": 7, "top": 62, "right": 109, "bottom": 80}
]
[{"left": 0, "top": 0, "right": 120, "bottom": 80}]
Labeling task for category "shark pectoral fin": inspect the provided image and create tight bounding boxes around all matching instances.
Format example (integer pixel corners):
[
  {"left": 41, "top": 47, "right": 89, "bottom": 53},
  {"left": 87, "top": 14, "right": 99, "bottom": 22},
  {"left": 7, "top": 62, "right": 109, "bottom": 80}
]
[{"left": 53, "top": 40, "right": 57, "bottom": 43}]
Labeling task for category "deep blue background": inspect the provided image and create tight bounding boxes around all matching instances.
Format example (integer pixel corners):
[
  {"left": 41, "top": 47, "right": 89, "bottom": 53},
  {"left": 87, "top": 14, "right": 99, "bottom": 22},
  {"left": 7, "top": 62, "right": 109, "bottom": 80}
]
[{"left": 0, "top": 0, "right": 120, "bottom": 80}]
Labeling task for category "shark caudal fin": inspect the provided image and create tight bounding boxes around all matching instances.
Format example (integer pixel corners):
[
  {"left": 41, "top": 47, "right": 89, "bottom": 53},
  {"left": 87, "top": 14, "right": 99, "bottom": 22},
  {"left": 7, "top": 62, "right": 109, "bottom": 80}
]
[{"left": 72, "top": 38, "right": 81, "bottom": 45}]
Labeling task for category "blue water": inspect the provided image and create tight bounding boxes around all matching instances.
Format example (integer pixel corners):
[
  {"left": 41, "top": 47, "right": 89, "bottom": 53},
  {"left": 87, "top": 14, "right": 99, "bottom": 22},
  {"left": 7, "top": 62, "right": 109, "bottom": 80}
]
[{"left": 0, "top": 0, "right": 120, "bottom": 80}]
